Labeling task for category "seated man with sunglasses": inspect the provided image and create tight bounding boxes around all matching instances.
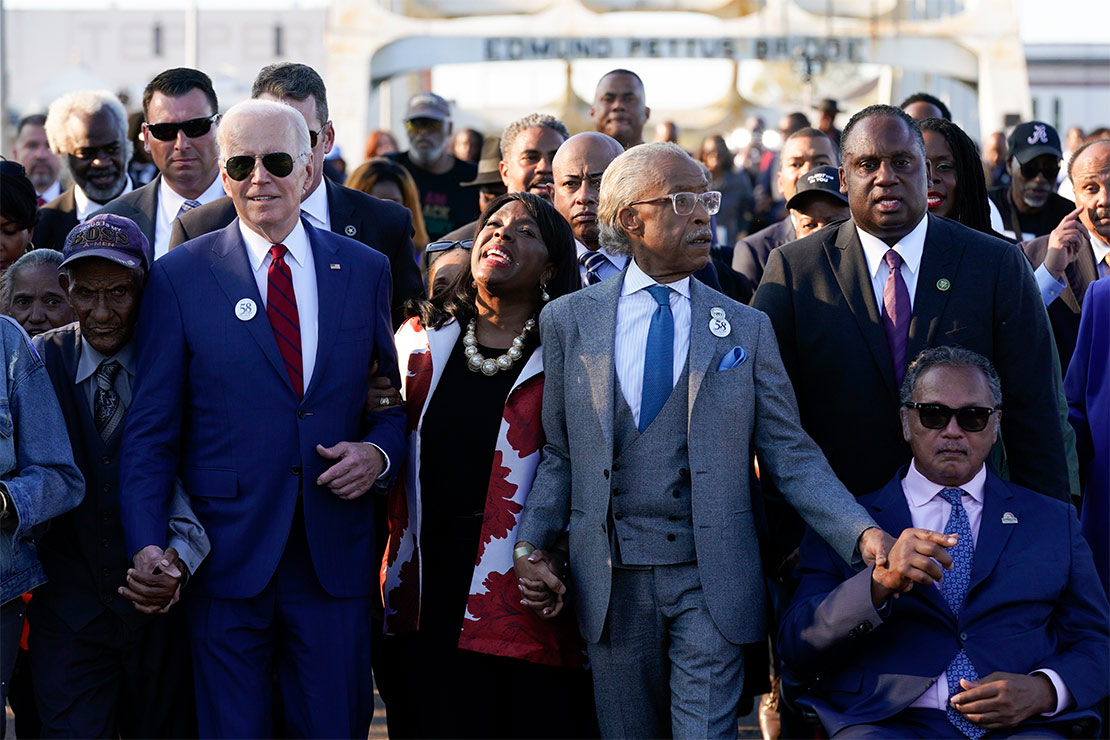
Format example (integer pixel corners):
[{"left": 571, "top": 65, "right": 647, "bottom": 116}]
[
  {"left": 988, "top": 121, "right": 1075, "bottom": 242},
  {"left": 780, "top": 345, "right": 1109, "bottom": 740},
  {"left": 98, "top": 67, "right": 224, "bottom": 261},
  {"left": 120, "top": 99, "right": 406, "bottom": 739}
]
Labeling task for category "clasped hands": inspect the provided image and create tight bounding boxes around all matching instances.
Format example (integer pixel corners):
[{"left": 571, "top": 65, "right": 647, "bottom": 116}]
[
  {"left": 120, "top": 545, "right": 186, "bottom": 614},
  {"left": 513, "top": 542, "right": 567, "bottom": 619}
]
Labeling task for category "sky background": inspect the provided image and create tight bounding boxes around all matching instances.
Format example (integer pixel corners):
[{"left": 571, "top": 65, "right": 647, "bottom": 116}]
[{"left": 2, "top": 0, "right": 1107, "bottom": 44}]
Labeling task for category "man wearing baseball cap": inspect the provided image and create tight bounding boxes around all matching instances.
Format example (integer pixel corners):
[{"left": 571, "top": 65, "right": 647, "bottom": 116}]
[
  {"left": 386, "top": 92, "right": 480, "bottom": 239},
  {"left": 785, "top": 164, "right": 850, "bottom": 240},
  {"left": 30, "top": 213, "right": 208, "bottom": 736},
  {"left": 988, "top": 121, "right": 1075, "bottom": 241}
]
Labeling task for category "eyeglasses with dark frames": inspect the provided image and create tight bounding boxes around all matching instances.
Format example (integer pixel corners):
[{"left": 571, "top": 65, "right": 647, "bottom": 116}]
[{"left": 223, "top": 152, "right": 306, "bottom": 181}]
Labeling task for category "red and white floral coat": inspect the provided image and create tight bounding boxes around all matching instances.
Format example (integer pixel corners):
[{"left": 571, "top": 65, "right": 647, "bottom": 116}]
[{"left": 381, "top": 316, "right": 585, "bottom": 669}]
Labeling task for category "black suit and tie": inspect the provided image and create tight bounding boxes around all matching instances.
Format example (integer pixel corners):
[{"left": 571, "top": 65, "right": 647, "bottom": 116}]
[
  {"left": 752, "top": 215, "right": 1069, "bottom": 503},
  {"left": 169, "top": 178, "right": 424, "bottom": 327},
  {"left": 95, "top": 175, "right": 165, "bottom": 251}
]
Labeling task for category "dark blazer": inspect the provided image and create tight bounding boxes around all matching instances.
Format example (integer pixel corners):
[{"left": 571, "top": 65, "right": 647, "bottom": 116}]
[
  {"left": 95, "top": 175, "right": 162, "bottom": 249},
  {"left": 120, "top": 218, "right": 407, "bottom": 600},
  {"left": 730, "top": 217, "right": 795, "bottom": 295},
  {"left": 779, "top": 469, "right": 1109, "bottom": 737},
  {"left": 752, "top": 215, "right": 1069, "bottom": 501},
  {"left": 1022, "top": 232, "right": 1100, "bottom": 373},
  {"left": 169, "top": 178, "right": 424, "bottom": 327},
  {"left": 33, "top": 187, "right": 80, "bottom": 252}
]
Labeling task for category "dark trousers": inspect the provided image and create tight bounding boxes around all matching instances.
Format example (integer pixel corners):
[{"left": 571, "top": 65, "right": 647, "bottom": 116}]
[
  {"left": 832, "top": 708, "right": 1069, "bottom": 739},
  {"left": 187, "top": 510, "right": 373, "bottom": 739},
  {"left": 1, "top": 598, "right": 26, "bottom": 740},
  {"left": 28, "top": 599, "right": 196, "bottom": 738}
]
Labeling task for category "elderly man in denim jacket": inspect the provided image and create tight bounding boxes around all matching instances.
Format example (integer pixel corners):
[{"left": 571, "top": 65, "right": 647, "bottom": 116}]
[{"left": 0, "top": 313, "right": 84, "bottom": 735}]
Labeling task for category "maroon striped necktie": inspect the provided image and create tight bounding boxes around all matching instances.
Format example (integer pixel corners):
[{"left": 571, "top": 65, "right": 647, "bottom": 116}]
[
  {"left": 882, "top": 249, "right": 911, "bottom": 388},
  {"left": 267, "top": 243, "right": 303, "bottom": 397}
]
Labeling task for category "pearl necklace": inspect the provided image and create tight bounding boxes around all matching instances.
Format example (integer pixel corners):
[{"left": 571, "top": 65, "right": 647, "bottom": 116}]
[{"left": 463, "top": 317, "right": 536, "bottom": 376}]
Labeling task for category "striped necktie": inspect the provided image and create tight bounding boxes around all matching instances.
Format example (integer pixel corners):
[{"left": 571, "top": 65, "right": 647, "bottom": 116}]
[
  {"left": 578, "top": 250, "right": 609, "bottom": 286},
  {"left": 267, "top": 244, "right": 303, "bottom": 397}
]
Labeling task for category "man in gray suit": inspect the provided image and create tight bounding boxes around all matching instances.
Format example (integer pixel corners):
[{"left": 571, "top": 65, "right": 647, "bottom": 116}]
[
  {"left": 515, "top": 142, "right": 894, "bottom": 738},
  {"left": 98, "top": 68, "right": 223, "bottom": 261}
]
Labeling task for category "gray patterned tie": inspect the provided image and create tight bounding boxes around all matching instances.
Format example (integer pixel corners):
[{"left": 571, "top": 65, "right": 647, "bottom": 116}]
[{"left": 94, "top": 360, "right": 124, "bottom": 441}]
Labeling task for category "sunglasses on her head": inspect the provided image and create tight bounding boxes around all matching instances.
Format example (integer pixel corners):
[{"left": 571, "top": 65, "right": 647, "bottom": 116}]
[
  {"left": 224, "top": 153, "right": 303, "bottom": 181},
  {"left": 424, "top": 239, "right": 473, "bottom": 258},
  {"left": 144, "top": 115, "right": 219, "bottom": 142},
  {"left": 903, "top": 402, "right": 999, "bottom": 432}
]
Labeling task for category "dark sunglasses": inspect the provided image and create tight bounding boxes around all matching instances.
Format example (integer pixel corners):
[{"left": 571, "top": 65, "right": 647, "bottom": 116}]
[
  {"left": 405, "top": 118, "right": 444, "bottom": 133},
  {"left": 425, "top": 239, "right": 472, "bottom": 258},
  {"left": 903, "top": 402, "right": 999, "bottom": 432},
  {"left": 309, "top": 125, "right": 329, "bottom": 148},
  {"left": 1018, "top": 160, "right": 1060, "bottom": 180},
  {"left": 144, "top": 115, "right": 219, "bottom": 142},
  {"left": 224, "top": 153, "right": 300, "bottom": 181}
]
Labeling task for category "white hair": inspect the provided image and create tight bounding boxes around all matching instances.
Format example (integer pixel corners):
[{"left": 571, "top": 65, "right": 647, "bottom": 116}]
[
  {"left": 597, "top": 142, "right": 703, "bottom": 256},
  {"left": 216, "top": 99, "right": 311, "bottom": 162},
  {"left": 44, "top": 89, "right": 132, "bottom": 161}
]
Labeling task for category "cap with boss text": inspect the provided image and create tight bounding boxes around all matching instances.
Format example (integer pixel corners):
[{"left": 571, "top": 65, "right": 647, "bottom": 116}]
[
  {"left": 786, "top": 165, "right": 848, "bottom": 211},
  {"left": 1007, "top": 121, "right": 1062, "bottom": 165},
  {"left": 60, "top": 214, "right": 151, "bottom": 272},
  {"left": 404, "top": 92, "right": 451, "bottom": 123}
]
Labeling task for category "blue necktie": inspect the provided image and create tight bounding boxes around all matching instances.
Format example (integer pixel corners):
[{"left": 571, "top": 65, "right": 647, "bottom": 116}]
[
  {"left": 938, "top": 487, "right": 985, "bottom": 740},
  {"left": 175, "top": 199, "right": 201, "bottom": 220},
  {"left": 579, "top": 250, "right": 608, "bottom": 286},
  {"left": 639, "top": 285, "right": 674, "bottom": 433}
]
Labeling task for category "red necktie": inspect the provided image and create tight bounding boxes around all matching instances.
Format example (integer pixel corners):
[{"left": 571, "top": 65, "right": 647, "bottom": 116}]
[
  {"left": 267, "top": 244, "right": 303, "bottom": 397},
  {"left": 36, "top": 196, "right": 46, "bottom": 208}
]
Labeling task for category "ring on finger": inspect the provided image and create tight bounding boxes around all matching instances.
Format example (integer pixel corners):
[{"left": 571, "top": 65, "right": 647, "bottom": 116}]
[{"left": 378, "top": 396, "right": 391, "bottom": 406}]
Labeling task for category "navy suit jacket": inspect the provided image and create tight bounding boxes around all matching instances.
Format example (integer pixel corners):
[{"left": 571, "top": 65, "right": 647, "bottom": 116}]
[
  {"left": 779, "top": 469, "right": 1109, "bottom": 737},
  {"left": 120, "top": 218, "right": 406, "bottom": 600},
  {"left": 168, "top": 179, "right": 423, "bottom": 328}
]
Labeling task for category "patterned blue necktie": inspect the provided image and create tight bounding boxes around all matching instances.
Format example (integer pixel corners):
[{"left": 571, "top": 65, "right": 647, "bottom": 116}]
[
  {"left": 579, "top": 250, "right": 609, "bottom": 286},
  {"left": 93, "top": 360, "right": 124, "bottom": 442},
  {"left": 938, "top": 487, "right": 985, "bottom": 740},
  {"left": 639, "top": 285, "right": 674, "bottom": 433},
  {"left": 175, "top": 199, "right": 201, "bottom": 221}
]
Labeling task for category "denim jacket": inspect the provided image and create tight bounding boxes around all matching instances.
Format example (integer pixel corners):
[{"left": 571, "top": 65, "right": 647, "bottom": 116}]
[{"left": 0, "top": 315, "right": 84, "bottom": 605}]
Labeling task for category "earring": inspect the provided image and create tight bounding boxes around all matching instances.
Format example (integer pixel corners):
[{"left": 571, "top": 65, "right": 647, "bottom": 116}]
[
  {"left": 540, "top": 284, "right": 550, "bottom": 302},
  {"left": 471, "top": 279, "right": 478, "bottom": 288}
]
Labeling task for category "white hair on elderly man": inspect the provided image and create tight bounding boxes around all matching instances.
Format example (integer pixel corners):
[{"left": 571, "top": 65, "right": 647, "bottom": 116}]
[
  {"left": 597, "top": 141, "right": 707, "bottom": 255},
  {"left": 215, "top": 98, "right": 312, "bottom": 163}
]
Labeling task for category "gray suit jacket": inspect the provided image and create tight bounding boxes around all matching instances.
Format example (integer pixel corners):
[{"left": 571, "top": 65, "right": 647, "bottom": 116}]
[
  {"left": 517, "top": 271, "right": 876, "bottom": 645},
  {"left": 95, "top": 174, "right": 162, "bottom": 249}
]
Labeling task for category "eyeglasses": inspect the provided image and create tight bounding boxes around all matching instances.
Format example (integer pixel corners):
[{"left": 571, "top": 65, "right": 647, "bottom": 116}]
[
  {"left": 70, "top": 142, "right": 122, "bottom": 162},
  {"left": 425, "top": 239, "right": 472, "bottom": 258},
  {"left": 144, "top": 115, "right": 219, "bottom": 142},
  {"left": 903, "top": 402, "right": 999, "bottom": 432},
  {"left": 1018, "top": 160, "right": 1060, "bottom": 181},
  {"left": 628, "top": 191, "right": 722, "bottom": 216},
  {"left": 223, "top": 152, "right": 303, "bottom": 181},
  {"left": 405, "top": 118, "right": 444, "bottom": 134}
]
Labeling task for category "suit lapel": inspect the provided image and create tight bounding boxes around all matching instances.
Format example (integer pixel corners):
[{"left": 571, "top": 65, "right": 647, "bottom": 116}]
[
  {"left": 325, "top": 180, "right": 360, "bottom": 243},
  {"left": 1064, "top": 235, "right": 1099, "bottom": 312},
  {"left": 907, "top": 215, "right": 962, "bottom": 362},
  {"left": 686, "top": 280, "right": 718, "bottom": 426},
  {"left": 207, "top": 220, "right": 290, "bottom": 389},
  {"left": 575, "top": 277, "right": 622, "bottom": 458},
  {"left": 61, "top": 334, "right": 99, "bottom": 442},
  {"left": 967, "top": 473, "right": 1018, "bottom": 593},
  {"left": 305, "top": 221, "right": 350, "bottom": 401},
  {"left": 826, "top": 223, "right": 899, "bottom": 395}
]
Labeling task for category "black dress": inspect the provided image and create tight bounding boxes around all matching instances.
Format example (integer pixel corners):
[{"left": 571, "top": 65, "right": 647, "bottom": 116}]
[{"left": 385, "top": 334, "right": 597, "bottom": 740}]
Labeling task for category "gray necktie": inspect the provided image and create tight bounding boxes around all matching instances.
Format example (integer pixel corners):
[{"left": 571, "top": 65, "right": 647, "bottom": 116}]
[{"left": 94, "top": 360, "right": 124, "bottom": 441}]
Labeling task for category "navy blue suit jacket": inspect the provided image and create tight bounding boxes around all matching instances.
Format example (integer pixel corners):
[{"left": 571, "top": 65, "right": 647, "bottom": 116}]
[
  {"left": 779, "top": 469, "right": 1109, "bottom": 737},
  {"left": 120, "top": 218, "right": 406, "bottom": 600}
]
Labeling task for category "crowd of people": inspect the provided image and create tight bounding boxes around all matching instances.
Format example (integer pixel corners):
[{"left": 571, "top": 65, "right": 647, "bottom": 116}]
[{"left": 0, "top": 59, "right": 1107, "bottom": 740}]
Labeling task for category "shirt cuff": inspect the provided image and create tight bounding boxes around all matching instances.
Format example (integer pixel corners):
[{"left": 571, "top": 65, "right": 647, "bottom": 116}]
[
  {"left": 364, "top": 443, "right": 391, "bottom": 480},
  {"left": 1031, "top": 668, "right": 1072, "bottom": 716},
  {"left": 1034, "top": 264, "right": 1067, "bottom": 306}
]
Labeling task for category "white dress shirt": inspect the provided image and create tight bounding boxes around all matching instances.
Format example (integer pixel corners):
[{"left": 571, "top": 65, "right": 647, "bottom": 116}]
[
  {"left": 575, "top": 239, "right": 627, "bottom": 285},
  {"left": 300, "top": 180, "right": 331, "bottom": 231},
  {"left": 1091, "top": 229, "right": 1110, "bottom": 280},
  {"left": 156, "top": 175, "right": 224, "bottom": 259},
  {"left": 76, "top": 179, "right": 133, "bottom": 222},
  {"left": 39, "top": 180, "right": 62, "bottom": 204},
  {"left": 614, "top": 259, "right": 691, "bottom": 428},
  {"left": 899, "top": 461, "right": 1071, "bottom": 716},
  {"left": 857, "top": 214, "right": 928, "bottom": 315},
  {"left": 239, "top": 219, "right": 319, "bottom": 391}
]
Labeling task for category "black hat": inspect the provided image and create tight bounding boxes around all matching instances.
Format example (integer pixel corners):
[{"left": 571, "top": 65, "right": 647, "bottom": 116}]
[
  {"left": 1007, "top": 121, "right": 1062, "bottom": 165},
  {"left": 786, "top": 165, "right": 848, "bottom": 211},
  {"left": 460, "top": 136, "right": 503, "bottom": 188},
  {"left": 818, "top": 99, "right": 840, "bottom": 114},
  {"left": 61, "top": 214, "right": 151, "bottom": 273}
]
